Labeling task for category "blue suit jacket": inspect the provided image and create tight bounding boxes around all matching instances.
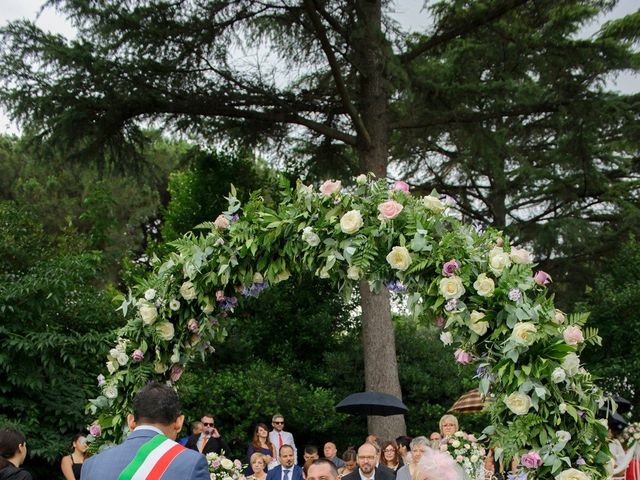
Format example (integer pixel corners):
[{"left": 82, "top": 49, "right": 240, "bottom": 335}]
[
  {"left": 266, "top": 465, "right": 304, "bottom": 480},
  {"left": 80, "top": 428, "right": 209, "bottom": 480}
]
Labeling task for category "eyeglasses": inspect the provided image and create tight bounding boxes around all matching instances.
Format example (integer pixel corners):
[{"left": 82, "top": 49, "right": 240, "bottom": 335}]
[
  {"left": 203, "top": 422, "right": 215, "bottom": 427},
  {"left": 384, "top": 448, "right": 396, "bottom": 453},
  {"left": 273, "top": 421, "right": 284, "bottom": 425}
]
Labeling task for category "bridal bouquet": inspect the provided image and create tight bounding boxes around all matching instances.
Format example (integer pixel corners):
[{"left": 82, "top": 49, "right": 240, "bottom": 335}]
[
  {"left": 206, "top": 451, "right": 245, "bottom": 480},
  {"left": 622, "top": 422, "right": 640, "bottom": 449},
  {"left": 441, "top": 432, "right": 486, "bottom": 480}
]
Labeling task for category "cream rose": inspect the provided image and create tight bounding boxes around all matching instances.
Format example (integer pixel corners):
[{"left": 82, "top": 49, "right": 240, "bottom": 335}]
[
  {"left": 340, "top": 210, "right": 364, "bottom": 234},
  {"left": 179, "top": 281, "right": 197, "bottom": 301},
  {"left": 103, "top": 385, "right": 118, "bottom": 399},
  {"left": 378, "top": 200, "right": 404, "bottom": 219},
  {"left": 504, "top": 392, "right": 532, "bottom": 415},
  {"left": 553, "top": 309, "right": 566, "bottom": 324},
  {"left": 302, "top": 226, "right": 321, "bottom": 247},
  {"left": 347, "top": 265, "right": 362, "bottom": 280},
  {"left": 386, "top": 246, "right": 412, "bottom": 271},
  {"left": 144, "top": 288, "right": 156, "bottom": 300},
  {"left": 356, "top": 174, "right": 368, "bottom": 185},
  {"left": 440, "top": 275, "right": 466, "bottom": 300},
  {"left": 468, "top": 310, "right": 489, "bottom": 336},
  {"left": 473, "top": 273, "right": 495, "bottom": 297},
  {"left": 221, "top": 458, "right": 234, "bottom": 470},
  {"left": 422, "top": 195, "right": 445, "bottom": 213},
  {"left": 319, "top": 180, "right": 342, "bottom": 196},
  {"left": 139, "top": 303, "right": 158, "bottom": 325},
  {"left": 488, "top": 247, "right": 512, "bottom": 276},
  {"left": 214, "top": 214, "right": 230, "bottom": 229},
  {"left": 253, "top": 272, "right": 264, "bottom": 284},
  {"left": 510, "top": 247, "right": 533, "bottom": 264},
  {"left": 154, "top": 361, "right": 167, "bottom": 374},
  {"left": 202, "top": 303, "right": 214, "bottom": 314},
  {"left": 156, "top": 322, "right": 175, "bottom": 341},
  {"left": 511, "top": 322, "right": 537, "bottom": 346},
  {"left": 563, "top": 325, "right": 584, "bottom": 346},
  {"left": 562, "top": 353, "right": 580, "bottom": 376},
  {"left": 555, "top": 469, "right": 589, "bottom": 480},
  {"left": 552, "top": 367, "right": 566, "bottom": 383}
]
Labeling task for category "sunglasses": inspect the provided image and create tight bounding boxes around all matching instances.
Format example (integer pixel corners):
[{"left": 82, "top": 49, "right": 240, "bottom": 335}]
[
  {"left": 203, "top": 422, "right": 215, "bottom": 427},
  {"left": 273, "top": 421, "right": 284, "bottom": 425}
]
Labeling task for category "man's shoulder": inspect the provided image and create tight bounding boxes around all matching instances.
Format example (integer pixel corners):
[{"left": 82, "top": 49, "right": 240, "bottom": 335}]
[
  {"left": 341, "top": 470, "right": 359, "bottom": 480},
  {"left": 376, "top": 466, "right": 396, "bottom": 480}
]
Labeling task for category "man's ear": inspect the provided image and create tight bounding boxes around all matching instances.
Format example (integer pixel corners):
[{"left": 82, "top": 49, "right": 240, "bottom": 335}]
[
  {"left": 173, "top": 414, "right": 185, "bottom": 434},
  {"left": 127, "top": 414, "right": 137, "bottom": 431}
]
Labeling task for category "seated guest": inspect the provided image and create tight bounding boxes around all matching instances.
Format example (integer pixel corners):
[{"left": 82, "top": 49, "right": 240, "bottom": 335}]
[
  {"left": 246, "top": 424, "right": 275, "bottom": 474},
  {"left": 324, "top": 442, "right": 345, "bottom": 468},
  {"left": 60, "top": 433, "right": 88, "bottom": 480},
  {"left": 179, "top": 421, "right": 203, "bottom": 446},
  {"left": 396, "top": 436, "right": 429, "bottom": 480},
  {"left": 247, "top": 453, "right": 268, "bottom": 480},
  {"left": 428, "top": 432, "right": 441, "bottom": 449},
  {"left": 338, "top": 449, "right": 356, "bottom": 478},
  {"left": 341, "top": 443, "right": 395, "bottom": 480},
  {"left": 185, "top": 413, "right": 231, "bottom": 455},
  {"left": 303, "top": 445, "right": 320, "bottom": 463},
  {"left": 439, "top": 414, "right": 459, "bottom": 439},
  {"left": 0, "top": 427, "right": 32, "bottom": 480},
  {"left": 380, "top": 441, "right": 403, "bottom": 472},
  {"left": 266, "top": 445, "right": 303, "bottom": 480},
  {"left": 307, "top": 459, "right": 339, "bottom": 480},
  {"left": 394, "top": 437, "right": 411, "bottom": 463}
]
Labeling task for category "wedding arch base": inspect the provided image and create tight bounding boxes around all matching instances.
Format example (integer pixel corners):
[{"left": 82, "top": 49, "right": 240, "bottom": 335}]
[{"left": 87, "top": 175, "right": 611, "bottom": 479}]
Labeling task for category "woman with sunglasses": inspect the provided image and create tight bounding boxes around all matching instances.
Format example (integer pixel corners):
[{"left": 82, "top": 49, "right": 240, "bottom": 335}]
[{"left": 0, "top": 427, "right": 32, "bottom": 480}]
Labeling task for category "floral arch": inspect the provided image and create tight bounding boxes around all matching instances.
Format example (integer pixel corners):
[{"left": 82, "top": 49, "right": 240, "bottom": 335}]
[{"left": 90, "top": 175, "right": 610, "bottom": 479}]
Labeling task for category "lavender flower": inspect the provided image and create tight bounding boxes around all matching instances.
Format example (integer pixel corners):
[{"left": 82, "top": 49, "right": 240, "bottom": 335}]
[
  {"left": 508, "top": 288, "right": 522, "bottom": 301},
  {"left": 230, "top": 213, "right": 240, "bottom": 223},
  {"left": 241, "top": 281, "right": 269, "bottom": 297},
  {"left": 384, "top": 280, "right": 407, "bottom": 293},
  {"left": 445, "top": 298, "right": 458, "bottom": 312},
  {"left": 219, "top": 296, "right": 238, "bottom": 311},
  {"left": 97, "top": 374, "right": 106, "bottom": 386}
]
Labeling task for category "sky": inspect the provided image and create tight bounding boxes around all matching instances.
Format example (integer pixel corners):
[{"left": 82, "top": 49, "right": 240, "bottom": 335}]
[{"left": 0, "top": 0, "right": 638, "bottom": 134}]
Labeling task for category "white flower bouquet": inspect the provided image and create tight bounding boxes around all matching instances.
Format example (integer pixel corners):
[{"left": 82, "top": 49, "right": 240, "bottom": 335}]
[
  {"left": 442, "top": 431, "right": 486, "bottom": 480},
  {"left": 206, "top": 451, "right": 245, "bottom": 480}
]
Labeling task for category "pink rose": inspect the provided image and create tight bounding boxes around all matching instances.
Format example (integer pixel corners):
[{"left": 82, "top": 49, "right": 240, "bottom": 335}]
[
  {"left": 392, "top": 180, "right": 410, "bottom": 193},
  {"left": 234, "top": 459, "right": 243, "bottom": 469},
  {"left": 563, "top": 325, "right": 584, "bottom": 346},
  {"left": 170, "top": 365, "right": 183, "bottom": 382},
  {"left": 187, "top": 319, "right": 199, "bottom": 333},
  {"left": 214, "top": 214, "right": 230, "bottom": 229},
  {"left": 132, "top": 350, "right": 144, "bottom": 362},
  {"left": 89, "top": 423, "right": 102, "bottom": 437},
  {"left": 456, "top": 455, "right": 464, "bottom": 463},
  {"left": 319, "top": 180, "right": 342, "bottom": 196},
  {"left": 216, "top": 290, "right": 225, "bottom": 302},
  {"left": 521, "top": 451, "right": 542, "bottom": 469},
  {"left": 378, "top": 200, "right": 404, "bottom": 219},
  {"left": 533, "top": 270, "right": 551, "bottom": 286},
  {"left": 442, "top": 259, "right": 460, "bottom": 277},
  {"left": 454, "top": 348, "right": 472, "bottom": 365},
  {"left": 435, "top": 316, "right": 445, "bottom": 328}
]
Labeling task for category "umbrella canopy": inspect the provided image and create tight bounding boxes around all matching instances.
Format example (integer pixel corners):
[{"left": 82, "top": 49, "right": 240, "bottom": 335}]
[
  {"left": 449, "top": 389, "right": 489, "bottom": 414},
  {"left": 613, "top": 395, "right": 633, "bottom": 414},
  {"left": 335, "top": 391, "right": 408, "bottom": 416}
]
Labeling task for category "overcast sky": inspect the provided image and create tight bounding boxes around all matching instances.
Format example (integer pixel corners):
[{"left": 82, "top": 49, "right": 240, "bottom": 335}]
[{"left": 1, "top": 0, "right": 638, "bottom": 134}]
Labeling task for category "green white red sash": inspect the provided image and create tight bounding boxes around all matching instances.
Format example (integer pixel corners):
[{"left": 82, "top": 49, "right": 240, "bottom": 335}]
[{"left": 118, "top": 434, "right": 186, "bottom": 480}]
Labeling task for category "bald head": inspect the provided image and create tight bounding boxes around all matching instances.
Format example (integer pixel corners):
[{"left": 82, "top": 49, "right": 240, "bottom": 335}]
[{"left": 357, "top": 443, "right": 377, "bottom": 475}]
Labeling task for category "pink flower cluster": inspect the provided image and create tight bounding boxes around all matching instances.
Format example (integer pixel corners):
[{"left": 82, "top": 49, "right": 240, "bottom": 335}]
[
  {"left": 533, "top": 270, "right": 551, "bottom": 286},
  {"left": 454, "top": 348, "right": 472, "bottom": 365},
  {"left": 442, "top": 259, "right": 459, "bottom": 277},
  {"left": 393, "top": 180, "right": 410, "bottom": 192},
  {"left": 521, "top": 451, "right": 542, "bottom": 469},
  {"left": 378, "top": 200, "right": 404, "bottom": 219}
]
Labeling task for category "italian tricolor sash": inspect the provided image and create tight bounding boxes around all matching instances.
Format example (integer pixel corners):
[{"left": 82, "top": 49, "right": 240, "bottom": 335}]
[{"left": 118, "top": 434, "right": 186, "bottom": 480}]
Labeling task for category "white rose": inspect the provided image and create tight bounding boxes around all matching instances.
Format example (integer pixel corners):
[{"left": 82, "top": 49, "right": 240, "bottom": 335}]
[
  {"left": 116, "top": 352, "right": 129, "bottom": 366},
  {"left": 169, "top": 299, "right": 181, "bottom": 311},
  {"left": 109, "top": 348, "right": 119, "bottom": 358},
  {"left": 468, "top": 310, "right": 489, "bottom": 336},
  {"left": 562, "top": 353, "right": 581, "bottom": 376},
  {"left": 221, "top": 459, "right": 234, "bottom": 470},
  {"left": 386, "top": 246, "right": 412, "bottom": 271},
  {"left": 106, "top": 361, "right": 116, "bottom": 374},
  {"left": 302, "top": 226, "right": 321, "bottom": 247},
  {"left": 451, "top": 440, "right": 461, "bottom": 448},
  {"left": 356, "top": 174, "right": 368, "bottom": 185},
  {"left": 555, "top": 468, "right": 589, "bottom": 480},
  {"left": 144, "top": 288, "right": 156, "bottom": 300},
  {"left": 202, "top": 303, "right": 215, "bottom": 314},
  {"left": 473, "top": 273, "right": 495, "bottom": 297},
  {"left": 510, "top": 247, "right": 533, "bottom": 264},
  {"left": 504, "top": 392, "right": 532, "bottom": 415},
  {"left": 139, "top": 303, "right": 158, "bottom": 325},
  {"left": 454, "top": 431, "right": 465, "bottom": 438},
  {"left": 552, "top": 367, "right": 566, "bottom": 383},
  {"left": 347, "top": 265, "right": 362, "bottom": 280},
  {"left": 556, "top": 431, "right": 572, "bottom": 443},
  {"left": 179, "top": 281, "right": 197, "bottom": 301},
  {"left": 422, "top": 195, "right": 445, "bottom": 213},
  {"left": 103, "top": 385, "right": 118, "bottom": 399},
  {"left": 156, "top": 322, "right": 175, "bottom": 341},
  {"left": 440, "top": 331, "right": 453, "bottom": 345},
  {"left": 440, "top": 275, "right": 466, "bottom": 299},
  {"left": 154, "top": 361, "right": 167, "bottom": 374},
  {"left": 511, "top": 322, "right": 537, "bottom": 346},
  {"left": 488, "top": 247, "right": 512, "bottom": 276},
  {"left": 340, "top": 210, "right": 364, "bottom": 234},
  {"left": 558, "top": 403, "right": 567, "bottom": 414},
  {"left": 470, "top": 455, "right": 479, "bottom": 463}
]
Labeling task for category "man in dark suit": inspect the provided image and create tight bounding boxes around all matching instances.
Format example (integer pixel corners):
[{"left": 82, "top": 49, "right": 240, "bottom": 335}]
[
  {"left": 266, "top": 445, "right": 304, "bottom": 480},
  {"left": 341, "top": 443, "right": 395, "bottom": 480},
  {"left": 185, "top": 413, "right": 231, "bottom": 455},
  {"left": 80, "top": 382, "right": 209, "bottom": 480}
]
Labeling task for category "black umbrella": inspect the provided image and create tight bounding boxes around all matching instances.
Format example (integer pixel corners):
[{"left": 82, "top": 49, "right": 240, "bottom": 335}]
[
  {"left": 613, "top": 395, "right": 633, "bottom": 414},
  {"left": 335, "top": 391, "right": 408, "bottom": 416}
]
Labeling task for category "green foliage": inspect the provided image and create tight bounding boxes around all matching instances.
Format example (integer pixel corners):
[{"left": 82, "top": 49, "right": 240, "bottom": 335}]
[{"left": 0, "top": 201, "right": 122, "bottom": 470}]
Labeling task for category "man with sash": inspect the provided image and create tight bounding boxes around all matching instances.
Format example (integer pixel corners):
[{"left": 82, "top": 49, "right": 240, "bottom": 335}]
[{"left": 80, "top": 382, "right": 209, "bottom": 480}]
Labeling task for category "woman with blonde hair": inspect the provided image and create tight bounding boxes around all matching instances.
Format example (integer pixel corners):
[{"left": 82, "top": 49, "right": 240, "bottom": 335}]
[
  {"left": 439, "top": 414, "right": 459, "bottom": 439},
  {"left": 247, "top": 453, "right": 268, "bottom": 480}
]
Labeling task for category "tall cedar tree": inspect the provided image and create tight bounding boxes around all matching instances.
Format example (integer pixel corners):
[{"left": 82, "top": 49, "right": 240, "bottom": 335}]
[{"left": 1, "top": 0, "right": 638, "bottom": 437}]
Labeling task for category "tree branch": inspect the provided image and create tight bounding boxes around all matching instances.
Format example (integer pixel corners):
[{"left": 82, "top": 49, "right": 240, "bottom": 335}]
[{"left": 398, "top": 0, "right": 531, "bottom": 64}]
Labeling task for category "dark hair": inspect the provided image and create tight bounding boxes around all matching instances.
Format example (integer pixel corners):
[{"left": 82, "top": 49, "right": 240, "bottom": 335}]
[
  {"left": 133, "top": 382, "right": 181, "bottom": 425},
  {"left": 280, "top": 444, "right": 294, "bottom": 456},
  {"left": 341, "top": 448, "right": 356, "bottom": 462},
  {"left": 251, "top": 423, "right": 274, "bottom": 456},
  {"left": 309, "top": 459, "right": 339, "bottom": 479},
  {"left": 379, "top": 440, "right": 401, "bottom": 467},
  {"left": 304, "top": 445, "right": 319, "bottom": 455},
  {"left": 0, "top": 427, "right": 26, "bottom": 469},
  {"left": 395, "top": 436, "right": 411, "bottom": 449},
  {"left": 70, "top": 433, "right": 85, "bottom": 452}
]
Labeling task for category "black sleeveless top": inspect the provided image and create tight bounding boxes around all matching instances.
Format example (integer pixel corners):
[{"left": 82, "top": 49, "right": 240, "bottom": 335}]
[{"left": 70, "top": 455, "right": 82, "bottom": 480}]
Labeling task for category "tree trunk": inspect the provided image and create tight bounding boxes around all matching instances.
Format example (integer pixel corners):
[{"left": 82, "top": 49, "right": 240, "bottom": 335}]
[{"left": 354, "top": 0, "right": 405, "bottom": 441}]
